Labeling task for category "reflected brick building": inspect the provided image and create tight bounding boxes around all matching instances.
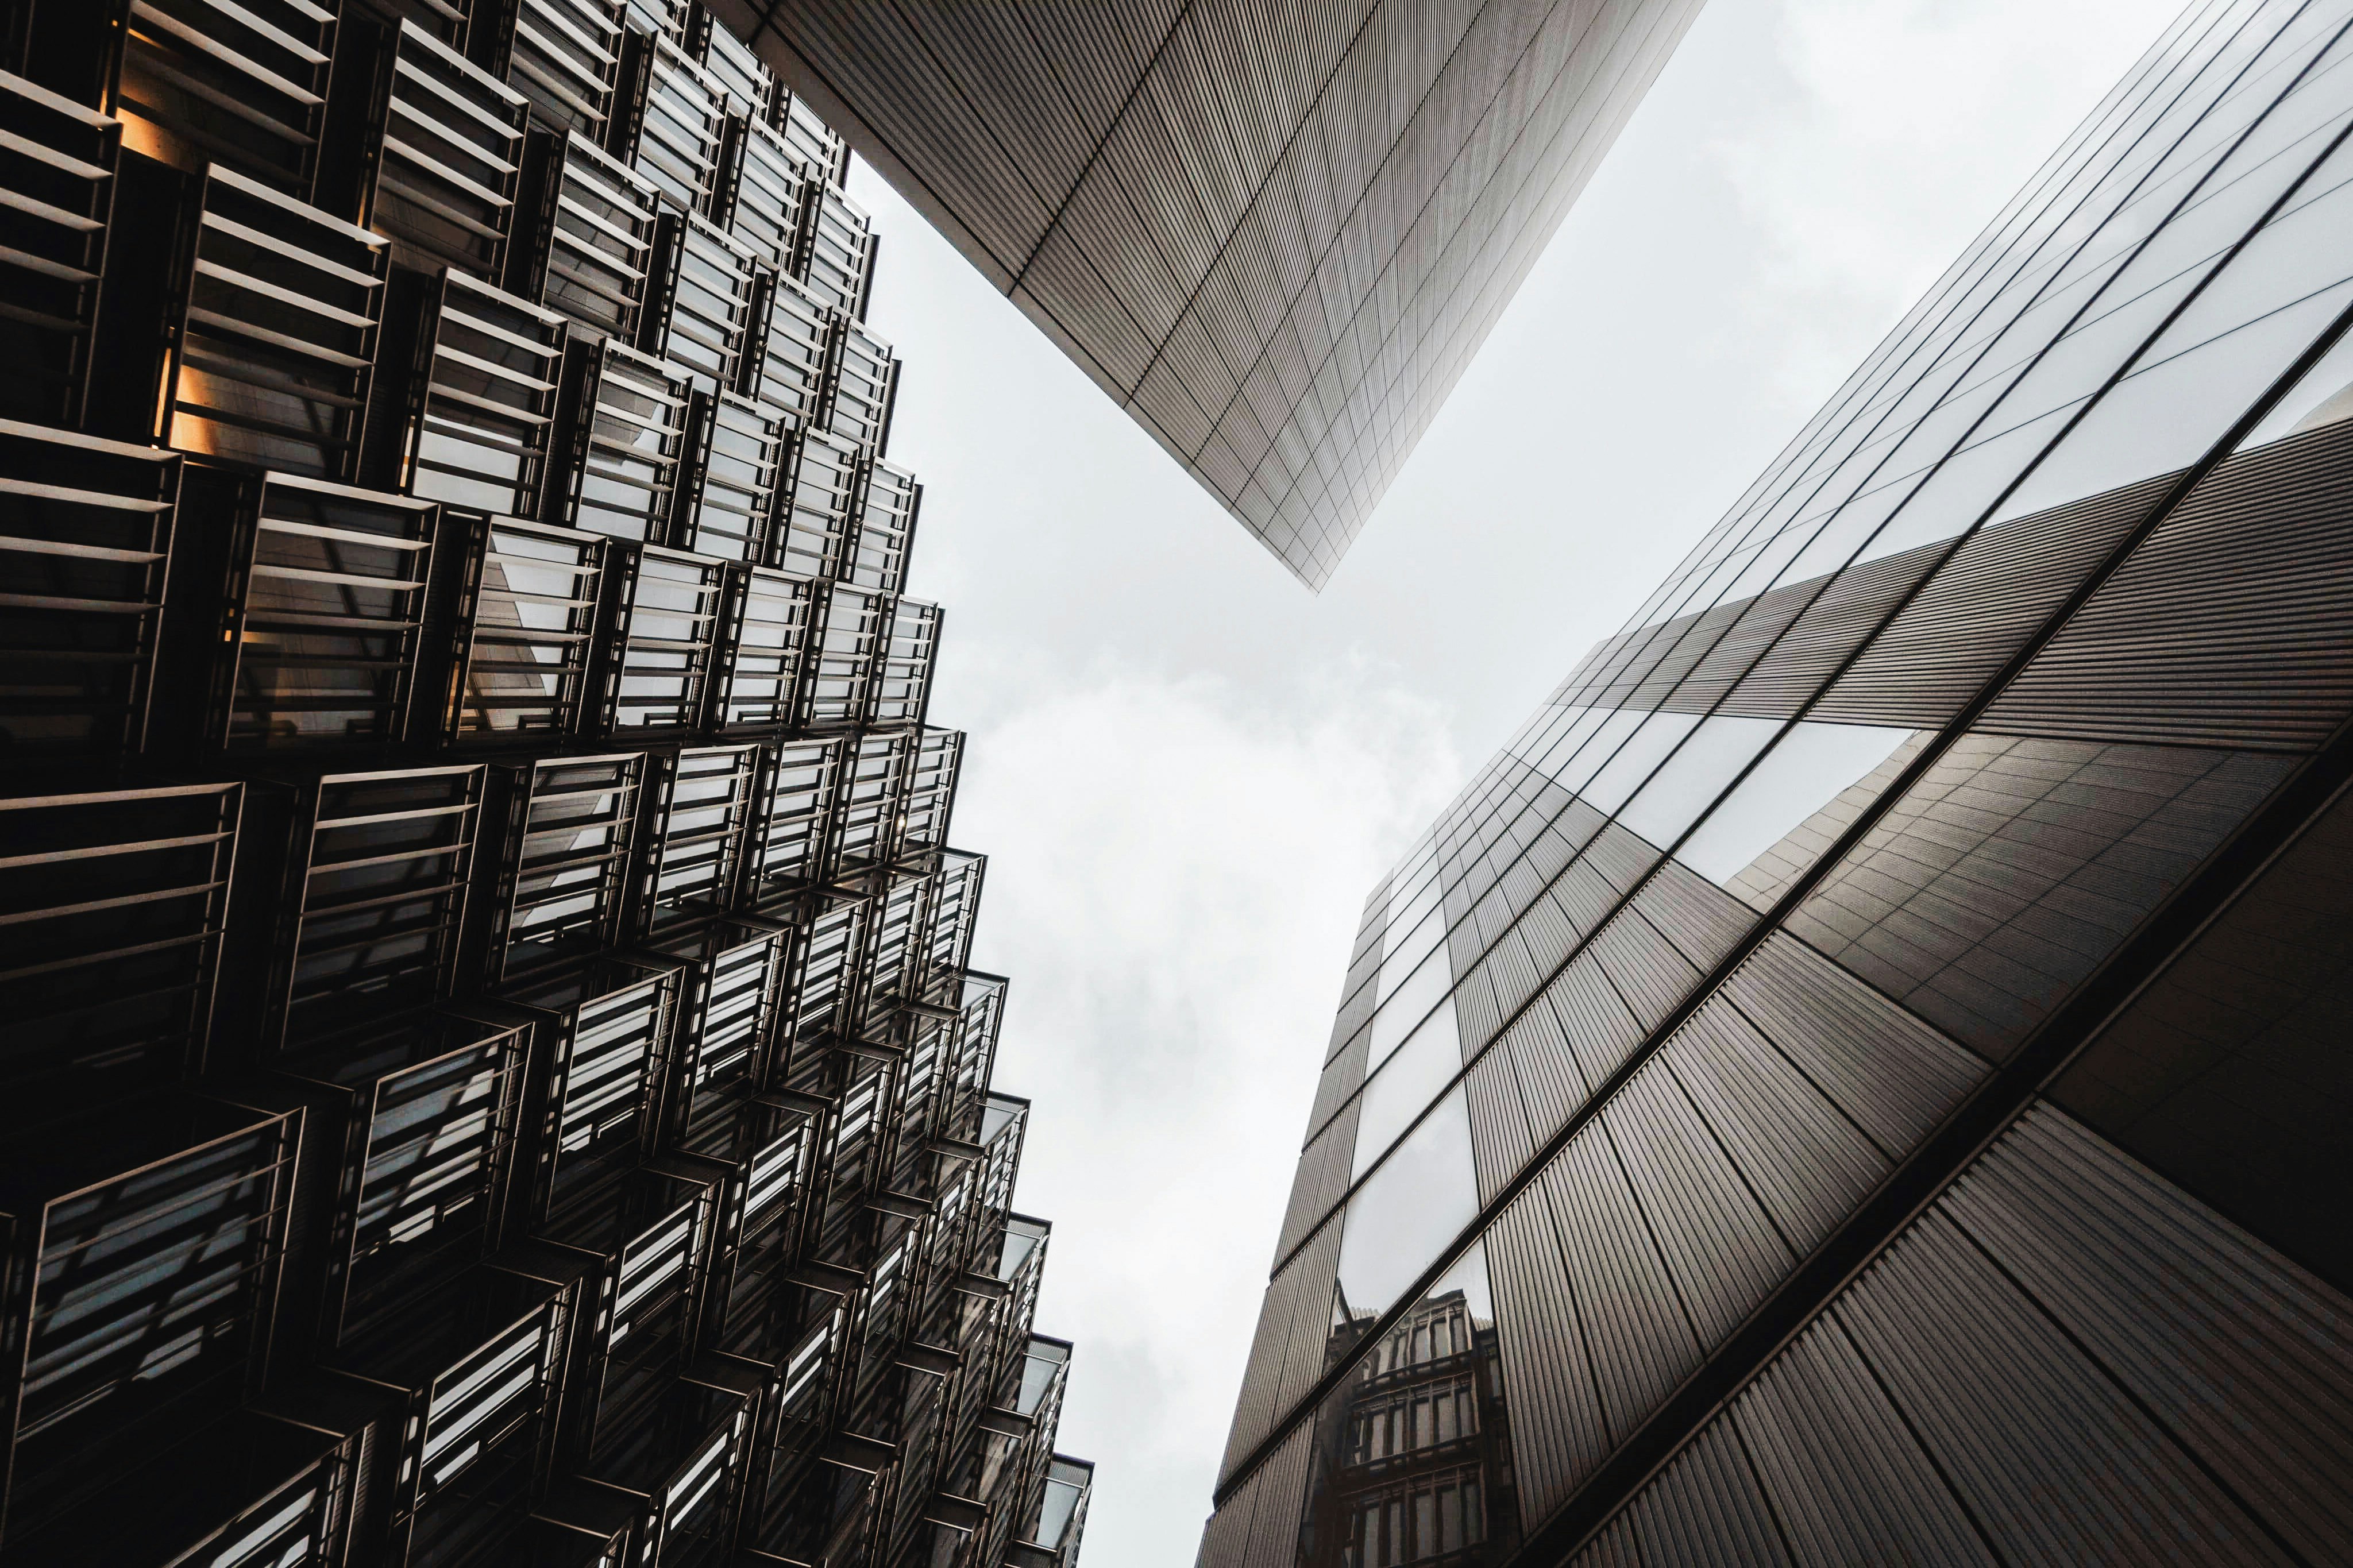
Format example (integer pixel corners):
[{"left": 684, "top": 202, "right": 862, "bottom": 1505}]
[
  {"left": 0, "top": 0, "right": 1091, "bottom": 1559},
  {"left": 1207, "top": 1, "right": 2353, "bottom": 1562},
  {"left": 700, "top": 0, "right": 1707, "bottom": 588}
]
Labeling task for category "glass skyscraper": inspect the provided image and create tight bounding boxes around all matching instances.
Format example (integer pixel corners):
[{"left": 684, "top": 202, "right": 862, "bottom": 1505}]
[
  {"left": 701, "top": 0, "right": 1708, "bottom": 587},
  {"left": 1208, "top": 1, "right": 2353, "bottom": 1561},
  {"left": 0, "top": 0, "right": 1090, "bottom": 1561}
]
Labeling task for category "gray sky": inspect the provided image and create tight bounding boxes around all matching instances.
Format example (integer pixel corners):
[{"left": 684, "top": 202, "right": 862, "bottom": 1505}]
[{"left": 850, "top": 0, "right": 2175, "bottom": 1560}]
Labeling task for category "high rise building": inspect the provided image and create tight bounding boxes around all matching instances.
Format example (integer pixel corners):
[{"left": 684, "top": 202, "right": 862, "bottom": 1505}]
[
  {"left": 1206, "top": 1, "right": 2353, "bottom": 1561},
  {"left": 0, "top": 0, "right": 1091, "bottom": 1561},
  {"left": 700, "top": 0, "right": 1707, "bottom": 588}
]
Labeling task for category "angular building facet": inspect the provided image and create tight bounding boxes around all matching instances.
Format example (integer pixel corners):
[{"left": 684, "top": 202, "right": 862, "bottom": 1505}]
[
  {"left": 1207, "top": 1, "right": 2353, "bottom": 1561},
  {"left": 701, "top": 0, "right": 1708, "bottom": 587},
  {"left": 0, "top": 0, "right": 1090, "bottom": 1560}
]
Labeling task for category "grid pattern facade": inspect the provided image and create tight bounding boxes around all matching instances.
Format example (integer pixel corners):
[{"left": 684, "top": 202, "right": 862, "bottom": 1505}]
[
  {"left": 0, "top": 0, "right": 1092, "bottom": 1560},
  {"left": 699, "top": 0, "right": 1706, "bottom": 588},
  {"left": 1206, "top": 1, "right": 2353, "bottom": 1561}
]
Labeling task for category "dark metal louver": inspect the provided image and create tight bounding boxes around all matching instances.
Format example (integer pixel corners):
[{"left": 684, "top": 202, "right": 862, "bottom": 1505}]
[
  {"left": 164, "top": 166, "right": 389, "bottom": 478},
  {"left": 796, "top": 178, "right": 871, "bottom": 320},
  {"left": 651, "top": 915, "right": 787, "bottom": 1143},
  {"left": 745, "top": 734, "right": 842, "bottom": 905},
  {"left": 713, "top": 563, "right": 813, "bottom": 728},
  {"left": 276, "top": 764, "right": 484, "bottom": 1048},
  {"left": 900, "top": 728, "right": 962, "bottom": 860},
  {"left": 772, "top": 88, "right": 845, "bottom": 188},
  {"left": 644, "top": 206, "right": 756, "bottom": 393},
  {"left": 215, "top": 472, "right": 441, "bottom": 749},
  {"left": 395, "top": 269, "right": 568, "bottom": 516},
  {"left": 550, "top": 334, "right": 691, "bottom": 541},
  {"left": 848, "top": 457, "right": 917, "bottom": 594},
  {"left": 824, "top": 319, "right": 896, "bottom": 454},
  {"left": 798, "top": 578, "right": 885, "bottom": 729},
  {"left": 871, "top": 596, "right": 939, "bottom": 729},
  {"left": 489, "top": 748, "right": 643, "bottom": 980},
  {"left": 507, "top": 125, "right": 659, "bottom": 343},
  {"left": 0, "top": 784, "right": 238, "bottom": 1107},
  {"left": 636, "top": 743, "right": 759, "bottom": 928},
  {"left": 601, "top": 540, "right": 727, "bottom": 731},
  {"left": 115, "top": 0, "right": 335, "bottom": 192},
  {"left": 445, "top": 510, "right": 604, "bottom": 740},
  {"left": 0, "top": 419, "right": 178, "bottom": 763},
  {"left": 678, "top": 388, "right": 785, "bottom": 561},
  {"left": 774, "top": 423, "right": 858, "bottom": 581},
  {"left": 0, "top": 1099, "right": 296, "bottom": 1541},
  {"left": 351, "top": 22, "right": 530, "bottom": 281},
  {"left": 469, "top": 0, "right": 624, "bottom": 143},
  {"left": 0, "top": 72, "right": 117, "bottom": 426},
  {"left": 718, "top": 98, "right": 801, "bottom": 269},
  {"left": 685, "top": 1, "right": 766, "bottom": 117},
  {"left": 832, "top": 728, "right": 909, "bottom": 875},
  {"left": 741, "top": 260, "right": 829, "bottom": 425},
  {"left": 491, "top": 953, "right": 683, "bottom": 1215},
  {"left": 269, "top": 1011, "right": 529, "bottom": 1345},
  {"left": 618, "top": 31, "right": 724, "bottom": 214}
]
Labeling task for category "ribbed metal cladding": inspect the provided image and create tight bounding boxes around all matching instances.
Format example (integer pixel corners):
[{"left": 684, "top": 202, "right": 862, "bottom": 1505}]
[
  {"left": 2049, "top": 778, "right": 2353, "bottom": 1295},
  {"left": 1562, "top": 1103, "right": 2353, "bottom": 1565},
  {"left": 704, "top": 0, "right": 1706, "bottom": 587}
]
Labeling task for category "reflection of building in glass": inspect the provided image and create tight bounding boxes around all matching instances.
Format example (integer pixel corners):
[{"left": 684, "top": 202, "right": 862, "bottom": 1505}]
[
  {"left": 696, "top": 0, "right": 1706, "bottom": 587},
  {"left": 1206, "top": 1, "right": 2353, "bottom": 1562},
  {"left": 0, "top": 1, "right": 1091, "bottom": 1558},
  {"left": 1300, "top": 1265, "right": 1519, "bottom": 1568}
]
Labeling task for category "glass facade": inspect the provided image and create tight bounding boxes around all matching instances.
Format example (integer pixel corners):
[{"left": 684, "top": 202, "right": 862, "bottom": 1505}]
[
  {"left": 1208, "top": 1, "right": 2353, "bottom": 1560},
  {"left": 0, "top": 0, "right": 1090, "bottom": 1559},
  {"left": 708, "top": 0, "right": 1710, "bottom": 587}
]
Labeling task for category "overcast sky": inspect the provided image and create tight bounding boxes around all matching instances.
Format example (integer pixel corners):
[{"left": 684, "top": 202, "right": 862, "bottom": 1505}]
[{"left": 849, "top": 0, "right": 2177, "bottom": 1559}]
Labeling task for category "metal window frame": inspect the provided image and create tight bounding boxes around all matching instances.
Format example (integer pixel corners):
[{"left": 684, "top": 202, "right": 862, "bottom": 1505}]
[
  {"left": 0, "top": 782, "right": 242, "bottom": 1106},
  {"left": 271, "top": 763, "right": 485, "bottom": 1051},
  {"left": 0, "top": 71, "right": 119, "bottom": 428},
  {"left": 213, "top": 470, "right": 443, "bottom": 751},
  {"left": 163, "top": 165, "right": 390, "bottom": 481},
  {"left": 445, "top": 509, "right": 606, "bottom": 742},
  {"left": 549, "top": 334, "right": 692, "bottom": 542},
  {"left": 395, "top": 269, "right": 568, "bottom": 518},
  {"left": 506, "top": 125, "right": 661, "bottom": 343},
  {"left": 0, "top": 418, "right": 180, "bottom": 763},
  {"left": 712, "top": 563, "right": 813, "bottom": 729},
  {"left": 352, "top": 21, "right": 531, "bottom": 283},
  {"left": 488, "top": 748, "right": 644, "bottom": 982},
  {"left": 599, "top": 540, "right": 727, "bottom": 732}
]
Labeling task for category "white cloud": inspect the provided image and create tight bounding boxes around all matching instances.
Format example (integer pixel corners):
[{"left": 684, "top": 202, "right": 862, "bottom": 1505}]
[
  {"left": 943, "top": 649, "right": 1461, "bottom": 1567},
  {"left": 1712, "top": 0, "right": 2173, "bottom": 401}
]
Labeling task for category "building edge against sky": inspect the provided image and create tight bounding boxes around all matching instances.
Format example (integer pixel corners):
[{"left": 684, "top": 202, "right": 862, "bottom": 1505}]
[
  {"left": 0, "top": 0, "right": 1093, "bottom": 1561},
  {"left": 1204, "top": 0, "right": 2353, "bottom": 1562},
  {"left": 703, "top": 0, "right": 1708, "bottom": 589}
]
